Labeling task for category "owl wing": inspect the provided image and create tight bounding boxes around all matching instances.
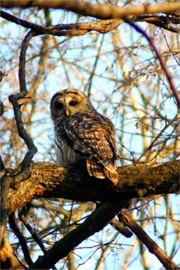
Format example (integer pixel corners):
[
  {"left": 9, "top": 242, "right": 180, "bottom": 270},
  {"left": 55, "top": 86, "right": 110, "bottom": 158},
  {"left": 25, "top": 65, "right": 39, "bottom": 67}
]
[{"left": 64, "top": 113, "right": 119, "bottom": 184}]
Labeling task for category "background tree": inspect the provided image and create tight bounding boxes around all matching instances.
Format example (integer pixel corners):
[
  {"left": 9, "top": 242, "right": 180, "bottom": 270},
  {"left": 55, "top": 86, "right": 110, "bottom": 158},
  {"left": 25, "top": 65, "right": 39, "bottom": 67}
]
[{"left": 0, "top": 1, "right": 180, "bottom": 269}]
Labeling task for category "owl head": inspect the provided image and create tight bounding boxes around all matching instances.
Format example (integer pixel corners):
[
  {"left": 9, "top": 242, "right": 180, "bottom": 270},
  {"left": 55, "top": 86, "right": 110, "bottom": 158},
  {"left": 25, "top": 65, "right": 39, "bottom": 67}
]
[{"left": 50, "top": 89, "right": 93, "bottom": 120}]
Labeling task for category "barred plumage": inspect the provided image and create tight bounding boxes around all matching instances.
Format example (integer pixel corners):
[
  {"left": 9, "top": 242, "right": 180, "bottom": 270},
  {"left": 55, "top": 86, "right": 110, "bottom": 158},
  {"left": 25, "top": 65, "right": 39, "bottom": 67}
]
[{"left": 50, "top": 89, "right": 119, "bottom": 185}]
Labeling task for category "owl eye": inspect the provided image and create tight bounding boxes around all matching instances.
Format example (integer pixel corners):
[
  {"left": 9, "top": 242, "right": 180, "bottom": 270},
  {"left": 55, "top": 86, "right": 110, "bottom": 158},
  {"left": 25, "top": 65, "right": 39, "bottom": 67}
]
[
  {"left": 69, "top": 100, "right": 78, "bottom": 106},
  {"left": 54, "top": 101, "right": 63, "bottom": 110}
]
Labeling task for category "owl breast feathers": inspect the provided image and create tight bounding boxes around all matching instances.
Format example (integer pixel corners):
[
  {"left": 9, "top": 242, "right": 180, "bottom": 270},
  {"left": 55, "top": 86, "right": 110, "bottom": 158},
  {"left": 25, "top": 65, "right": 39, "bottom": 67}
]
[{"left": 50, "top": 88, "right": 119, "bottom": 185}]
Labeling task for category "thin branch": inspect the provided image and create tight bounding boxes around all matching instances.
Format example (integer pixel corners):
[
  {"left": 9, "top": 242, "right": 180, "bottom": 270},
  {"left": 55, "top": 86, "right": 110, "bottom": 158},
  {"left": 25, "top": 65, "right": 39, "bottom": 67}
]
[
  {"left": 136, "top": 14, "right": 180, "bottom": 33},
  {"left": 18, "top": 30, "right": 34, "bottom": 95},
  {"left": 119, "top": 210, "right": 179, "bottom": 269},
  {"left": 19, "top": 213, "right": 47, "bottom": 255},
  {"left": 138, "top": 14, "right": 180, "bottom": 25},
  {"left": 137, "top": 117, "right": 180, "bottom": 162},
  {"left": 160, "top": 28, "right": 180, "bottom": 66},
  {"left": 9, "top": 213, "right": 33, "bottom": 266},
  {"left": 124, "top": 18, "right": 180, "bottom": 109},
  {"left": 9, "top": 30, "right": 38, "bottom": 175},
  {"left": 110, "top": 218, "right": 133, "bottom": 238},
  {"left": 1, "top": 1, "right": 180, "bottom": 18},
  {"left": 29, "top": 201, "right": 127, "bottom": 269}
]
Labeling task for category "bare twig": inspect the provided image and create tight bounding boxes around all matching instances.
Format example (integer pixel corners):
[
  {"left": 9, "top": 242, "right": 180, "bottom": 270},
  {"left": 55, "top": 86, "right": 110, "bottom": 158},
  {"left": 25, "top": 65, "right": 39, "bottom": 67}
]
[
  {"left": 137, "top": 117, "right": 180, "bottom": 162},
  {"left": 124, "top": 19, "right": 180, "bottom": 109},
  {"left": 119, "top": 210, "right": 179, "bottom": 269}
]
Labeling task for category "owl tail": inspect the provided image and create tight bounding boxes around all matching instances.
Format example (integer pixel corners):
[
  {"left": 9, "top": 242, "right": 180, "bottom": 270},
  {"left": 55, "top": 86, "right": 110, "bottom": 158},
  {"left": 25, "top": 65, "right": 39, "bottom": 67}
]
[
  {"left": 86, "top": 160, "right": 119, "bottom": 185},
  {"left": 86, "top": 160, "right": 106, "bottom": 179},
  {"left": 103, "top": 163, "right": 119, "bottom": 185}
]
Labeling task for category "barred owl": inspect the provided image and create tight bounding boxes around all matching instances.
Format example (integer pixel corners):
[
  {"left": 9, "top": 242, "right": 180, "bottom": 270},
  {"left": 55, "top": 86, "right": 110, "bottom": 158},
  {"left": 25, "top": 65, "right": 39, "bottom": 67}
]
[{"left": 50, "top": 89, "right": 119, "bottom": 185}]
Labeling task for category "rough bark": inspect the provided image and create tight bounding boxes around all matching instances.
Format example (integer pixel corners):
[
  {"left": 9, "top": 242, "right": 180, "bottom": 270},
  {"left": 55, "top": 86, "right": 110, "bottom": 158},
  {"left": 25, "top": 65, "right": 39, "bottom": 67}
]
[
  {"left": 7, "top": 160, "right": 180, "bottom": 214},
  {"left": 1, "top": 160, "right": 179, "bottom": 269}
]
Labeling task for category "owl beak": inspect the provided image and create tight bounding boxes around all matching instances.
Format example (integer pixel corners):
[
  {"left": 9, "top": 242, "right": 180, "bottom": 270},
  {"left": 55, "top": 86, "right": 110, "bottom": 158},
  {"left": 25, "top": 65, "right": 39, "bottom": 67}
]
[{"left": 65, "top": 109, "right": 70, "bottom": 117}]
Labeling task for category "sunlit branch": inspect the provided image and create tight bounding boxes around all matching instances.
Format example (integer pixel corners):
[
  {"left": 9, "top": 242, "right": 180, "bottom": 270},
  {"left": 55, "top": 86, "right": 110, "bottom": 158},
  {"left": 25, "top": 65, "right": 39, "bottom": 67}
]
[
  {"left": 119, "top": 210, "right": 179, "bottom": 269},
  {"left": 0, "top": 10, "right": 124, "bottom": 36},
  {"left": 1, "top": 1, "right": 180, "bottom": 18},
  {"left": 7, "top": 161, "right": 180, "bottom": 214}
]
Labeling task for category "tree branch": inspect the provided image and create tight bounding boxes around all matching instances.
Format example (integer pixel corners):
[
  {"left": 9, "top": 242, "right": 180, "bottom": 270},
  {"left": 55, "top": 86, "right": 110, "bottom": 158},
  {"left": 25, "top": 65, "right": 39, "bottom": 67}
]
[
  {"left": 1, "top": 1, "right": 180, "bottom": 19},
  {"left": 7, "top": 160, "right": 180, "bottom": 214},
  {"left": 29, "top": 201, "right": 127, "bottom": 269},
  {"left": 0, "top": 10, "right": 125, "bottom": 36},
  {"left": 119, "top": 210, "right": 179, "bottom": 269},
  {"left": 9, "top": 213, "right": 33, "bottom": 266},
  {"left": 1, "top": 7, "right": 180, "bottom": 36},
  {"left": 137, "top": 14, "right": 180, "bottom": 33},
  {"left": 0, "top": 239, "right": 24, "bottom": 269},
  {"left": 124, "top": 19, "right": 180, "bottom": 109},
  {"left": 8, "top": 30, "right": 37, "bottom": 182}
]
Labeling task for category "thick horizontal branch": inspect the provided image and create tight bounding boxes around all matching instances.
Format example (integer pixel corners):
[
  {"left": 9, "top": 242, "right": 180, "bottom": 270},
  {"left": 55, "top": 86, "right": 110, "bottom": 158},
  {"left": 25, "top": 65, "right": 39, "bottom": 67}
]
[
  {"left": 1, "top": 1, "right": 180, "bottom": 19},
  {"left": 7, "top": 160, "right": 180, "bottom": 214},
  {"left": 0, "top": 11, "right": 179, "bottom": 40},
  {"left": 0, "top": 11, "right": 124, "bottom": 36}
]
